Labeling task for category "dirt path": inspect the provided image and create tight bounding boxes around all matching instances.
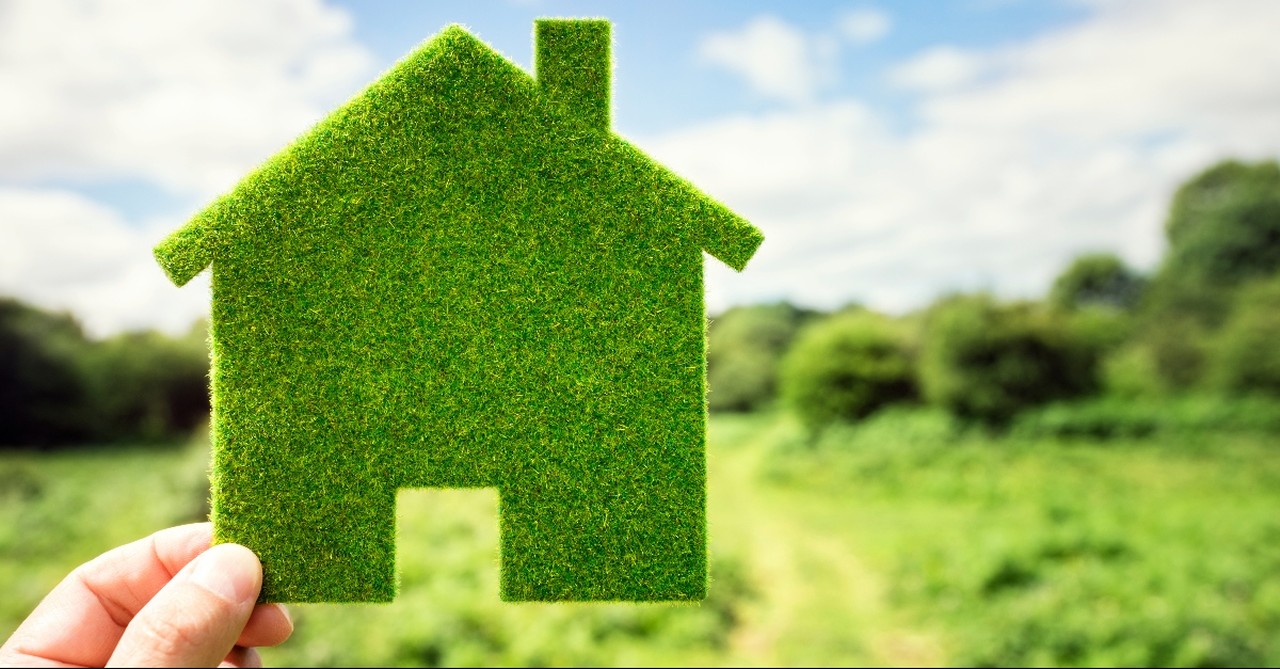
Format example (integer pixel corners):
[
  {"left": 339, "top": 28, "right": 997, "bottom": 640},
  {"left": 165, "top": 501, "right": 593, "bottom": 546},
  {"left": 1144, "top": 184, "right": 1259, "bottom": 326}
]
[{"left": 707, "top": 417, "right": 943, "bottom": 667}]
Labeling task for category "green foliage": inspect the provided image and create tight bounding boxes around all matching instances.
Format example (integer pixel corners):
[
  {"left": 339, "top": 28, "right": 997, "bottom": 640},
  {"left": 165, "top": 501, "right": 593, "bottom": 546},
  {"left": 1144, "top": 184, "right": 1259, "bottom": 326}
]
[
  {"left": 764, "top": 409, "right": 1280, "bottom": 668},
  {"left": 1123, "top": 158, "right": 1280, "bottom": 392},
  {"left": 1206, "top": 276, "right": 1280, "bottom": 395},
  {"left": 1134, "top": 313, "right": 1215, "bottom": 392},
  {"left": 85, "top": 324, "right": 210, "bottom": 441},
  {"left": 919, "top": 296, "right": 1099, "bottom": 427},
  {"left": 0, "top": 299, "right": 92, "bottom": 446},
  {"left": 1163, "top": 159, "right": 1280, "bottom": 287},
  {"left": 1099, "top": 341, "right": 1172, "bottom": 398},
  {"left": 1135, "top": 266, "right": 1237, "bottom": 394},
  {"left": 1012, "top": 394, "right": 1280, "bottom": 439},
  {"left": 1142, "top": 268, "right": 1234, "bottom": 322},
  {"left": 707, "top": 302, "right": 818, "bottom": 412},
  {"left": 779, "top": 311, "right": 916, "bottom": 434},
  {"left": 0, "top": 298, "right": 208, "bottom": 448},
  {"left": 154, "top": 21, "right": 762, "bottom": 602},
  {"left": 1049, "top": 252, "right": 1145, "bottom": 310},
  {"left": 1065, "top": 307, "right": 1157, "bottom": 398},
  {"left": 1063, "top": 304, "right": 1135, "bottom": 355}
]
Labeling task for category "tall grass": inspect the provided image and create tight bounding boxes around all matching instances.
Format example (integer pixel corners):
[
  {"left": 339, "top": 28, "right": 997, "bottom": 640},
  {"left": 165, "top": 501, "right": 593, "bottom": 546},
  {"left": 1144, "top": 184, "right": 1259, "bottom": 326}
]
[{"left": 766, "top": 406, "right": 1280, "bottom": 666}]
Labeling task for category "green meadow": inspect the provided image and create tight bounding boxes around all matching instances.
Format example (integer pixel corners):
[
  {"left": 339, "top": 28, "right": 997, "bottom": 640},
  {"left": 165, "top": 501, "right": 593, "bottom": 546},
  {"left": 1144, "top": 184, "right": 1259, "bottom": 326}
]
[{"left": 3, "top": 407, "right": 1277, "bottom": 667}]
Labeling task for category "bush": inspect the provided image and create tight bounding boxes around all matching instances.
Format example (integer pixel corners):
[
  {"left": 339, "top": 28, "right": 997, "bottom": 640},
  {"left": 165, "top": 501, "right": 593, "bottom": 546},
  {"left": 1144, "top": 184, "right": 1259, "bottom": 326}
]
[
  {"left": 1163, "top": 159, "right": 1280, "bottom": 287},
  {"left": 85, "top": 325, "right": 210, "bottom": 441},
  {"left": 1064, "top": 305, "right": 1135, "bottom": 354},
  {"left": 1050, "top": 253, "right": 1145, "bottom": 311},
  {"left": 1127, "top": 158, "right": 1280, "bottom": 392},
  {"left": 1207, "top": 277, "right": 1280, "bottom": 395},
  {"left": 0, "top": 299, "right": 93, "bottom": 446},
  {"left": 919, "top": 296, "right": 1098, "bottom": 427},
  {"left": 0, "top": 296, "right": 210, "bottom": 447},
  {"left": 1100, "top": 342, "right": 1169, "bottom": 398},
  {"left": 1143, "top": 313, "right": 1217, "bottom": 391},
  {"left": 707, "top": 302, "right": 818, "bottom": 412},
  {"left": 780, "top": 311, "right": 916, "bottom": 434}
]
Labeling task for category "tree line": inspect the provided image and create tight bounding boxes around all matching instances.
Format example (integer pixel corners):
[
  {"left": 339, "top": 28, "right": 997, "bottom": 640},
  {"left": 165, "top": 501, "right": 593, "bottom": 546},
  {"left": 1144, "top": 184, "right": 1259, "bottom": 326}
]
[
  {"left": 0, "top": 302, "right": 209, "bottom": 447},
  {"left": 709, "top": 158, "right": 1280, "bottom": 433}
]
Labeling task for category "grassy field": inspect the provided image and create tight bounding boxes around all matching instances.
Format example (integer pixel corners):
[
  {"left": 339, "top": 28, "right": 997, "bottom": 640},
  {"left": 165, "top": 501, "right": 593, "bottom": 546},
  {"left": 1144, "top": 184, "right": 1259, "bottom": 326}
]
[{"left": 2, "top": 409, "right": 1278, "bottom": 666}]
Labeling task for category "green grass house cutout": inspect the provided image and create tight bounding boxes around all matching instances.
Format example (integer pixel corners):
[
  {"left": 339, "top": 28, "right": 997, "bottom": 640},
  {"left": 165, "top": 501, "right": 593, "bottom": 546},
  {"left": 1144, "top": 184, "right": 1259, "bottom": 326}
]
[{"left": 154, "top": 19, "right": 762, "bottom": 602}]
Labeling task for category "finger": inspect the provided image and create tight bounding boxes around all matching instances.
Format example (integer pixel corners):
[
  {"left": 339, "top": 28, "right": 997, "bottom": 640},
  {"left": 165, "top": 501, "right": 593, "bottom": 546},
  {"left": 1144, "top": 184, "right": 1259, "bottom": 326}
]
[
  {"left": 236, "top": 604, "right": 293, "bottom": 648},
  {"left": 107, "top": 543, "right": 262, "bottom": 667},
  {"left": 220, "top": 646, "right": 263, "bottom": 668},
  {"left": 0, "top": 523, "right": 213, "bottom": 667}
]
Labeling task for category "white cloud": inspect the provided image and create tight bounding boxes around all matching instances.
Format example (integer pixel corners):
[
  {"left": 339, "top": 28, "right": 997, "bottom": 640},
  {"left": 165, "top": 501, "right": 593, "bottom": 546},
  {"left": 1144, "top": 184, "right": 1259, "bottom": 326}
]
[
  {"left": 0, "top": 188, "right": 209, "bottom": 337},
  {"left": 659, "top": 0, "right": 1280, "bottom": 315},
  {"left": 918, "top": 0, "right": 1280, "bottom": 147},
  {"left": 889, "top": 46, "right": 987, "bottom": 91},
  {"left": 0, "top": 0, "right": 376, "bottom": 335},
  {"left": 697, "top": 10, "right": 892, "bottom": 104},
  {"left": 8, "top": 0, "right": 1280, "bottom": 334},
  {"left": 698, "top": 15, "right": 833, "bottom": 104},
  {"left": 0, "top": 0, "right": 374, "bottom": 198},
  {"left": 840, "top": 8, "right": 892, "bottom": 45}
]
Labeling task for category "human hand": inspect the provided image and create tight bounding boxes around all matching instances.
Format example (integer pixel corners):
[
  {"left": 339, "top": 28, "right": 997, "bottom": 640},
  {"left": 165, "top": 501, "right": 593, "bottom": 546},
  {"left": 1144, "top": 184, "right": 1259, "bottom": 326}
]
[{"left": 0, "top": 523, "right": 292, "bottom": 667}]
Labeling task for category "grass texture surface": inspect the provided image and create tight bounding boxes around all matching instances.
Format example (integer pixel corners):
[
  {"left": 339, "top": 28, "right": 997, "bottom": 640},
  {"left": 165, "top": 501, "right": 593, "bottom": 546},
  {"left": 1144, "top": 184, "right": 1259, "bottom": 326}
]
[{"left": 154, "top": 20, "right": 762, "bottom": 602}]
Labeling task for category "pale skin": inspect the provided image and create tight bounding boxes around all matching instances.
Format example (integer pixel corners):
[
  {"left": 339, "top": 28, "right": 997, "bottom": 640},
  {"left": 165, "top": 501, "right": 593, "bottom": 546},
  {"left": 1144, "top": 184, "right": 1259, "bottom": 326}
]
[{"left": 0, "top": 523, "right": 293, "bottom": 667}]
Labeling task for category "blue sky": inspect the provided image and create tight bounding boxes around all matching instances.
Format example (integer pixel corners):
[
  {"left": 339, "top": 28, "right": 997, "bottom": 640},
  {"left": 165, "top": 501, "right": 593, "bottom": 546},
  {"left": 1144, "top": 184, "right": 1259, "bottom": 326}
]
[
  {"left": 329, "top": 1, "right": 1088, "bottom": 134},
  {"left": 78, "top": 0, "right": 1086, "bottom": 220},
  {"left": 2, "top": 0, "right": 1279, "bottom": 335}
]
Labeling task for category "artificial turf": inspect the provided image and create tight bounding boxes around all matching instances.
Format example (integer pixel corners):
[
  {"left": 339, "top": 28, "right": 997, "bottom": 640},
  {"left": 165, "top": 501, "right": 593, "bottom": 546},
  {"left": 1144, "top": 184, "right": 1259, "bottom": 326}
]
[{"left": 154, "top": 19, "right": 763, "bottom": 602}]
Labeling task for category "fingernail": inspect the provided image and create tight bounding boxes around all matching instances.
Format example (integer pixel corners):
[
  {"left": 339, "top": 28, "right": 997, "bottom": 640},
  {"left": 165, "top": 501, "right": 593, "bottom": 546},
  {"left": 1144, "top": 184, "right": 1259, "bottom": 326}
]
[
  {"left": 276, "top": 604, "right": 293, "bottom": 629},
  {"left": 189, "top": 544, "right": 260, "bottom": 604}
]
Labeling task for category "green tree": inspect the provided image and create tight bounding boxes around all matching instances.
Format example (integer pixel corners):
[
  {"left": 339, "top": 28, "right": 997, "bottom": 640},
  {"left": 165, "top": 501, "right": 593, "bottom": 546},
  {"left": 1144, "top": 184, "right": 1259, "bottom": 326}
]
[
  {"left": 707, "top": 302, "right": 819, "bottom": 412},
  {"left": 1207, "top": 276, "right": 1280, "bottom": 395},
  {"left": 919, "top": 295, "right": 1098, "bottom": 427},
  {"left": 1163, "top": 159, "right": 1280, "bottom": 287},
  {"left": 0, "top": 299, "right": 92, "bottom": 446},
  {"left": 0, "top": 296, "right": 211, "bottom": 447},
  {"left": 85, "top": 323, "right": 210, "bottom": 441},
  {"left": 1050, "top": 253, "right": 1145, "bottom": 310},
  {"left": 1121, "top": 158, "right": 1280, "bottom": 392},
  {"left": 780, "top": 310, "right": 916, "bottom": 434}
]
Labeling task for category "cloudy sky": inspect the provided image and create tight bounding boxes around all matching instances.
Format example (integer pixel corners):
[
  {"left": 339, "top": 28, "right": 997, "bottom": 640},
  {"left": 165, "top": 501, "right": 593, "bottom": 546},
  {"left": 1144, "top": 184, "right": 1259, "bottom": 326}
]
[{"left": 3, "top": 0, "right": 1280, "bottom": 336}]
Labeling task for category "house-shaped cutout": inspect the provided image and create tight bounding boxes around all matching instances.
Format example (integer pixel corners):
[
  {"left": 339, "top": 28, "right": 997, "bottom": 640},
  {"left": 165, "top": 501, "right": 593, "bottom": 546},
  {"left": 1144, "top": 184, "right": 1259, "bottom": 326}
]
[{"left": 155, "top": 19, "right": 762, "bottom": 602}]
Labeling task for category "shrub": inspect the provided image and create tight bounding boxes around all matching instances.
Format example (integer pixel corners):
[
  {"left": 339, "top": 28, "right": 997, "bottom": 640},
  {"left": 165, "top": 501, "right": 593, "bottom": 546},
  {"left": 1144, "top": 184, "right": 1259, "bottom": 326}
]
[
  {"left": 1064, "top": 305, "right": 1135, "bottom": 354},
  {"left": 0, "top": 299, "right": 93, "bottom": 446},
  {"left": 85, "top": 324, "right": 210, "bottom": 441},
  {"left": 1049, "top": 253, "right": 1145, "bottom": 311},
  {"left": 1012, "top": 394, "right": 1280, "bottom": 440},
  {"left": 919, "top": 296, "right": 1098, "bottom": 427},
  {"left": 0, "top": 296, "right": 210, "bottom": 447},
  {"left": 1207, "top": 277, "right": 1280, "bottom": 395},
  {"left": 1130, "top": 158, "right": 1280, "bottom": 391},
  {"left": 707, "top": 302, "right": 818, "bottom": 412},
  {"left": 1100, "top": 342, "right": 1169, "bottom": 398},
  {"left": 1163, "top": 159, "right": 1280, "bottom": 287},
  {"left": 780, "top": 311, "right": 916, "bottom": 434}
]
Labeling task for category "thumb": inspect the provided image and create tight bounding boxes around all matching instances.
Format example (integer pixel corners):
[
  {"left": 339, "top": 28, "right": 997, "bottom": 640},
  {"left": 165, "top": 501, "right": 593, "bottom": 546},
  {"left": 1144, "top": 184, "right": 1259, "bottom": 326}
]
[{"left": 108, "top": 543, "right": 263, "bottom": 668}]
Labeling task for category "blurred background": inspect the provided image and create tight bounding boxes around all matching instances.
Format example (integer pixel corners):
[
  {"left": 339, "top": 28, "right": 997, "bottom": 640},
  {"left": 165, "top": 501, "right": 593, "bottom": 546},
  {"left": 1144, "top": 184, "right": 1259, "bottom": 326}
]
[{"left": 3, "top": 0, "right": 1279, "bottom": 665}]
